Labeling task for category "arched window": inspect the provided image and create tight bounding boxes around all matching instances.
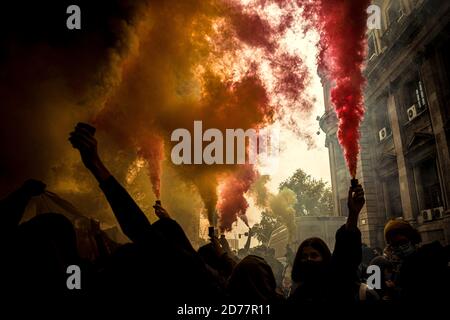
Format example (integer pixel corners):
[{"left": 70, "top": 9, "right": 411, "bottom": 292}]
[{"left": 386, "top": 0, "right": 402, "bottom": 27}]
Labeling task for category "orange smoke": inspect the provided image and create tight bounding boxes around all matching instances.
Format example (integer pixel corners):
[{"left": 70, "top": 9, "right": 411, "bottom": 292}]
[{"left": 93, "top": 0, "right": 315, "bottom": 226}]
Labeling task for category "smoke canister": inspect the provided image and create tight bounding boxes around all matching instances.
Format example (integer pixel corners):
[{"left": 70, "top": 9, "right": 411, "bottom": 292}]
[
  {"left": 208, "top": 226, "right": 215, "bottom": 238},
  {"left": 351, "top": 178, "right": 358, "bottom": 189}
]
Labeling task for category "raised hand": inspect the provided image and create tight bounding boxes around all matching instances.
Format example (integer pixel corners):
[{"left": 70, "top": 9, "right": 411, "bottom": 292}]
[
  {"left": 348, "top": 184, "right": 365, "bottom": 215},
  {"left": 210, "top": 236, "right": 225, "bottom": 257},
  {"left": 153, "top": 201, "right": 170, "bottom": 219},
  {"left": 69, "top": 123, "right": 100, "bottom": 169},
  {"left": 346, "top": 183, "right": 365, "bottom": 229},
  {"left": 69, "top": 123, "right": 111, "bottom": 182}
]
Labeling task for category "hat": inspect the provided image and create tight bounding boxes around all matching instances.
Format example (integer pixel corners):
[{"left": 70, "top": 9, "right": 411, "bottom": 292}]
[{"left": 384, "top": 219, "right": 421, "bottom": 245}]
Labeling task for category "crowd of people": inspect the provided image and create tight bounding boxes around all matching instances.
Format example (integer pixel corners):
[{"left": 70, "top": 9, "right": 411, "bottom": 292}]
[{"left": 0, "top": 123, "right": 449, "bottom": 312}]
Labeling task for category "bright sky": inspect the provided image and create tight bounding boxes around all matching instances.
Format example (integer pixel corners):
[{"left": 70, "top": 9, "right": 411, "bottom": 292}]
[{"left": 229, "top": 23, "right": 332, "bottom": 242}]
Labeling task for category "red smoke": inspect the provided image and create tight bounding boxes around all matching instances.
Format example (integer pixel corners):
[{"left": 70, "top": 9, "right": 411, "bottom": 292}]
[
  {"left": 227, "top": 0, "right": 369, "bottom": 178},
  {"left": 314, "top": 0, "right": 369, "bottom": 177},
  {"left": 217, "top": 165, "right": 256, "bottom": 232},
  {"left": 137, "top": 136, "right": 164, "bottom": 199}
]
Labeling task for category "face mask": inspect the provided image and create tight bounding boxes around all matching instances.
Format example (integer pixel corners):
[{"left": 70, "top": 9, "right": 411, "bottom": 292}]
[
  {"left": 384, "top": 272, "right": 393, "bottom": 282},
  {"left": 392, "top": 242, "right": 415, "bottom": 259},
  {"left": 297, "top": 260, "right": 326, "bottom": 282}
]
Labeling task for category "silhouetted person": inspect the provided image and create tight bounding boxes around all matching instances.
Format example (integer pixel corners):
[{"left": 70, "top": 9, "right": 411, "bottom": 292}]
[
  {"left": 264, "top": 247, "right": 284, "bottom": 289},
  {"left": 227, "top": 255, "right": 283, "bottom": 304},
  {"left": 384, "top": 219, "right": 450, "bottom": 302},
  {"left": 0, "top": 179, "right": 46, "bottom": 237},
  {"left": 14, "top": 213, "right": 87, "bottom": 295},
  {"left": 0, "top": 180, "right": 90, "bottom": 296},
  {"left": 237, "top": 227, "right": 253, "bottom": 259},
  {"left": 198, "top": 235, "right": 237, "bottom": 292},
  {"left": 289, "top": 183, "right": 378, "bottom": 304},
  {"left": 69, "top": 123, "right": 220, "bottom": 304},
  {"left": 290, "top": 237, "right": 332, "bottom": 302},
  {"left": 368, "top": 256, "right": 398, "bottom": 302},
  {"left": 359, "top": 243, "right": 377, "bottom": 281}
]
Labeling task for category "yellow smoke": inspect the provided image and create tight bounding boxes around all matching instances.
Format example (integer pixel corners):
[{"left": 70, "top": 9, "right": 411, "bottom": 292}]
[{"left": 95, "top": 0, "right": 274, "bottom": 224}]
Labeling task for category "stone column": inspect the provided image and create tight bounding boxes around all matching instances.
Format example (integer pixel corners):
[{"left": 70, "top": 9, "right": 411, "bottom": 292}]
[
  {"left": 328, "top": 140, "right": 341, "bottom": 217},
  {"left": 420, "top": 54, "right": 450, "bottom": 209},
  {"left": 386, "top": 92, "right": 419, "bottom": 222},
  {"left": 382, "top": 181, "right": 392, "bottom": 219}
]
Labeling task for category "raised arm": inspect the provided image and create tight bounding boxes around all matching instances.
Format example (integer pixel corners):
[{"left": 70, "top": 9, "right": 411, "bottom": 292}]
[
  {"left": 69, "top": 123, "right": 152, "bottom": 243},
  {"left": 346, "top": 183, "right": 365, "bottom": 230},
  {"left": 243, "top": 227, "right": 253, "bottom": 254},
  {"left": 331, "top": 183, "right": 365, "bottom": 282}
]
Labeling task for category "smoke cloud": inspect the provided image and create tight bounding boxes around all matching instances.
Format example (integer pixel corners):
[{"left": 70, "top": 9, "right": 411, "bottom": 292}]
[
  {"left": 293, "top": 0, "right": 369, "bottom": 177},
  {"left": 1, "top": 0, "right": 356, "bottom": 235},
  {"left": 250, "top": 175, "right": 297, "bottom": 240}
]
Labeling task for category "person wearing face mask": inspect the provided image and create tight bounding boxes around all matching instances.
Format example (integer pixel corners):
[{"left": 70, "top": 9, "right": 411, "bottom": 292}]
[
  {"left": 289, "top": 237, "right": 332, "bottom": 303},
  {"left": 384, "top": 219, "right": 450, "bottom": 303},
  {"left": 288, "top": 182, "right": 376, "bottom": 305}
]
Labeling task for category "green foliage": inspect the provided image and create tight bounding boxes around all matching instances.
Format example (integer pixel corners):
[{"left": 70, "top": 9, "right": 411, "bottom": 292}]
[
  {"left": 279, "top": 168, "right": 333, "bottom": 216},
  {"left": 252, "top": 210, "right": 282, "bottom": 245}
]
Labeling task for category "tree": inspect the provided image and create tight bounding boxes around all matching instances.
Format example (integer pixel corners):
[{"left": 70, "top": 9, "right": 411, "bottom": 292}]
[
  {"left": 252, "top": 210, "right": 282, "bottom": 246},
  {"left": 279, "top": 168, "right": 333, "bottom": 216}
]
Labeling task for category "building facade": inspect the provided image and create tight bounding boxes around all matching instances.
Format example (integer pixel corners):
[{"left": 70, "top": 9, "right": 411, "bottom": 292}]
[{"left": 320, "top": 0, "right": 450, "bottom": 248}]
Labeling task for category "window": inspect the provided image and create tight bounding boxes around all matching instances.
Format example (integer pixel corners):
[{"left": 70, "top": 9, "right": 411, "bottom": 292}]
[
  {"left": 374, "top": 98, "right": 391, "bottom": 141},
  {"left": 417, "top": 158, "right": 443, "bottom": 210},
  {"left": 415, "top": 80, "right": 427, "bottom": 110},
  {"left": 386, "top": 1, "right": 402, "bottom": 27},
  {"left": 385, "top": 175, "right": 402, "bottom": 219},
  {"left": 404, "top": 74, "right": 427, "bottom": 112}
]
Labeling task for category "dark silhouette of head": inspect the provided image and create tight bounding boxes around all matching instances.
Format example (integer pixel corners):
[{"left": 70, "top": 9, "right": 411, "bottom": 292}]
[
  {"left": 227, "top": 255, "right": 279, "bottom": 303},
  {"left": 198, "top": 243, "right": 222, "bottom": 270},
  {"left": 292, "top": 237, "right": 331, "bottom": 283},
  {"left": 16, "top": 213, "right": 79, "bottom": 292}
]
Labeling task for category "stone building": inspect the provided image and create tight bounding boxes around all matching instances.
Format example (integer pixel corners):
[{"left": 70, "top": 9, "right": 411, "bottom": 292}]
[{"left": 320, "top": 0, "right": 450, "bottom": 248}]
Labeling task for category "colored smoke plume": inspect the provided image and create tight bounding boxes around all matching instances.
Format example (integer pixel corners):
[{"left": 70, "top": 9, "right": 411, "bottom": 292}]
[
  {"left": 302, "top": 0, "right": 370, "bottom": 177},
  {"left": 0, "top": 0, "right": 341, "bottom": 232},
  {"left": 217, "top": 165, "right": 256, "bottom": 232},
  {"left": 250, "top": 175, "right": 296, "bottom": 240}
]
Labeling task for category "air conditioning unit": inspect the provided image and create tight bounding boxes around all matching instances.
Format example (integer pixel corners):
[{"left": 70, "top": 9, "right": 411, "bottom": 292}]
[
  {"left": 379, "top": 127, "right": 388, "bottom": 141},
  {"left": 432, "top": 207, "right": 444, "bottom": 220},
  {"left": 421, "top": 209, "right": 433, "bottom": 222},
  {"left": 407, "top": 104, "right": 418, "bottom": 121}
]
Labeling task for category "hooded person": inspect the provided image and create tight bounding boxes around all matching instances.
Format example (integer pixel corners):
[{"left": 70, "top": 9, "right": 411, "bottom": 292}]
[
  {"left": 227, "top": 255, "right": 283, "bottom": 304},
  {"left": 384, "top": 219, "right": 449, "bottom": 302},
  {"left": 0, "top": 180, "right": 91, "bottom": 296},
  {"left": 289, "top": 237, "right": 332, "bottom": 303},
  {"left": 69, "top": 123, "right": 222, "bottom": 305},
  {"left": 289, "top": 183, "right": 374, "bottom": 304},
  {"left": 13, "top": 213, "right": 90, "bottom": 296},
  {"left": 384, "top": 219, "right": 421, "bottom": 261},
  {"left": 264, "top": 247, "right": 285, "bottom": 289}
]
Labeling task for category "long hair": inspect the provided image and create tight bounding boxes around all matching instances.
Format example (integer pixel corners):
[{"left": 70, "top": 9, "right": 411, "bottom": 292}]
[{"left": 291, "top": 237, "right": 331, "bottom": 283}]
